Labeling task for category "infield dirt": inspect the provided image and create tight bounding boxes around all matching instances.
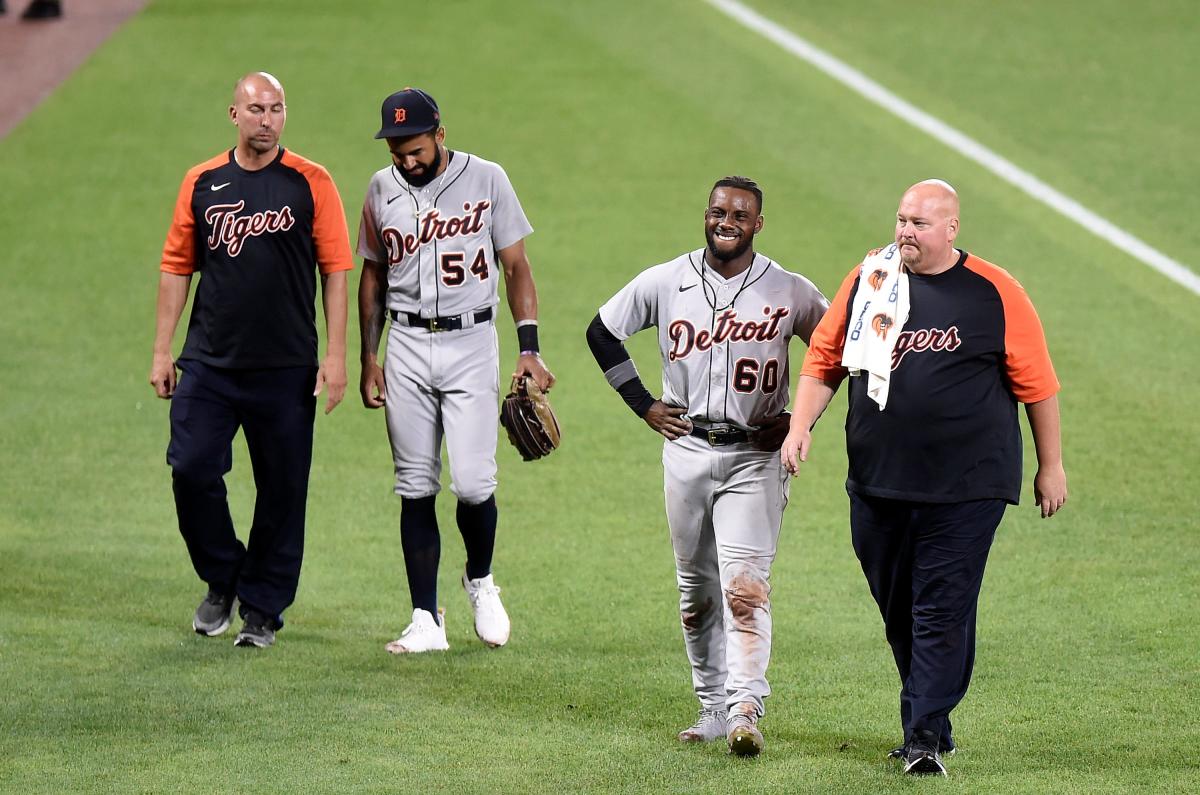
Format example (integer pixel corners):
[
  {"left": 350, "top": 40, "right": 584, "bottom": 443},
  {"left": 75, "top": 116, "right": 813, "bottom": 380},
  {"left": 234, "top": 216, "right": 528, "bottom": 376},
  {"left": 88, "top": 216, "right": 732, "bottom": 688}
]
[{"left": 0, "top": 0, "right": 147, "bottom": 138}]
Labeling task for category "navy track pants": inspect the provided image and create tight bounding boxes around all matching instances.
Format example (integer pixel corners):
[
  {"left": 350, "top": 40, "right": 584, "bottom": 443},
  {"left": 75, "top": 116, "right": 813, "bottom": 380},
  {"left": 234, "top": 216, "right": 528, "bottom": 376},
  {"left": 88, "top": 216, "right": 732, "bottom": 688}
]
[
  {"left": 167, "top": 359, "right": 317, "bottom": 625},
  {"left": 849, "top": 490, "right": 1006, "bottom": 749}
]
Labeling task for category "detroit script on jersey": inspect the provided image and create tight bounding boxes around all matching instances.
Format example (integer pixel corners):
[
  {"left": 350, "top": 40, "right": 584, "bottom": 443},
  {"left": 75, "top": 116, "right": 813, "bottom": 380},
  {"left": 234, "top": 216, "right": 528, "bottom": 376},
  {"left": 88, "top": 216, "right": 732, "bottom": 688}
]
[
  {"left": 667, "top": 306, "right": 793, "bottom": 361},
  {"left": 381, "top": 200, "right": 491, "bottom": 260}
]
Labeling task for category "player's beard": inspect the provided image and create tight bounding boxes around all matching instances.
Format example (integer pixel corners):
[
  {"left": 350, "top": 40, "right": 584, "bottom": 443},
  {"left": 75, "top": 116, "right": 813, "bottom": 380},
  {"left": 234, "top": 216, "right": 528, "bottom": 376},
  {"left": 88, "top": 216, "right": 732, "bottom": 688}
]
[
  {"left": 705, "top": 228, "right": 754, "bottom": 263},
  {"left": 400, "top": 145, "right": 443, "bottom": 187}
]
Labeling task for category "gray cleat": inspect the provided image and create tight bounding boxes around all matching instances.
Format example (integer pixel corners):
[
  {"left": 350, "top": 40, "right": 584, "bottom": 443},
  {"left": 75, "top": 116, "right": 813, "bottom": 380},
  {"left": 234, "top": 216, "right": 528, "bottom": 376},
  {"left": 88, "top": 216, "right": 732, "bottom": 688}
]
[{"left": 678, "top": 708, "right": 728, "bottom": 743}]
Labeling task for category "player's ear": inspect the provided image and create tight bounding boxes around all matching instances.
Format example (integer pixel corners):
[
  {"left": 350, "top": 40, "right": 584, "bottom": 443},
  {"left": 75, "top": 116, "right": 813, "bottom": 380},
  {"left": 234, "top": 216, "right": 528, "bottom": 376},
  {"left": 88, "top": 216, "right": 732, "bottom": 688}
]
[
  {"left": 755, "top": 214, "right": 764, "bottom": 234},
  {"left": 229, "top": 105, "right": 237, "bottom": 124},
  {"left": 434, "top": 127, "right": 446, "bottom": 145}
]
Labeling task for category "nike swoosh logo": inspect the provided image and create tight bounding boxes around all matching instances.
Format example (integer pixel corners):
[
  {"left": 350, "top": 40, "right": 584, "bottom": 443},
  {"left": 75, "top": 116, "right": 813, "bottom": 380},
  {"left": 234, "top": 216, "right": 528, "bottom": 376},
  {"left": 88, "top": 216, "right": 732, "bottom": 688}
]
[
  {"left": 386, "top": 195, "right": 403, "bottom": 205},
  {"left": 679, "top": 284, "right": 697, "bottom": 293},
  {"left": 210, "top": 182, "right": 231, "bottom": 192}
]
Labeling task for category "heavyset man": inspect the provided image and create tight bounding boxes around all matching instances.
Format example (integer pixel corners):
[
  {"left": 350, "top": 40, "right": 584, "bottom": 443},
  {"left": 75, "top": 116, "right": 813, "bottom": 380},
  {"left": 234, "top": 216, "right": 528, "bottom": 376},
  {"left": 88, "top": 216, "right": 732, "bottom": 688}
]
[
  {"left": 357, "top": 88, "right": 555, "bottom": 654},
  {"left": 149, "top": 72, "right": 353, "bottom": 648},
  {"left": 782, "top": 179, "right": 1067, "bottom": 775},
  {"left": 587, "top": 176, "right": 828, "bottom": 756}
]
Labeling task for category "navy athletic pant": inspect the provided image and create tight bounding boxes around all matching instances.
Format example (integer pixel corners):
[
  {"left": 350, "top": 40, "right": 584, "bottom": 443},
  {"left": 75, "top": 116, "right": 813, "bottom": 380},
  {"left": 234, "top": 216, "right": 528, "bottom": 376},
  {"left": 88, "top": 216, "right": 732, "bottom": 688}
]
[
  {"left": 167, "top": 360, "right": 317, "bottom": 626},
  {"left": 849, "top": 491, "right": 1005, "bottom": 750}
]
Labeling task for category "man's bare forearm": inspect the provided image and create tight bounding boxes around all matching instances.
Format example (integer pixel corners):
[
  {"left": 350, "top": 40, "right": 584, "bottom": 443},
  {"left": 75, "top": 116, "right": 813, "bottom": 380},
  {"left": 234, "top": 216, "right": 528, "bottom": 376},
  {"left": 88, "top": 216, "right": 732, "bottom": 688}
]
[
  {"left": 358, "top": 260, "right": 387, "bottom": 362},
  {"left": 153, "top": 273, "right": 192, "bottom": 356},
  {"left": 320, "top": 271, "right": 348, "bottom": 359}
]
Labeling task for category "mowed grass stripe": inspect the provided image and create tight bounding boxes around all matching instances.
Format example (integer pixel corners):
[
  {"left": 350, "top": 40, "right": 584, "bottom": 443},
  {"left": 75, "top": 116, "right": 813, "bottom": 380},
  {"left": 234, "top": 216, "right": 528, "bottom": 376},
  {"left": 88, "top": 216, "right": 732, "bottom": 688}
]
[{"left": 706, "top": 0, "right": 1200, "bottom": 296}]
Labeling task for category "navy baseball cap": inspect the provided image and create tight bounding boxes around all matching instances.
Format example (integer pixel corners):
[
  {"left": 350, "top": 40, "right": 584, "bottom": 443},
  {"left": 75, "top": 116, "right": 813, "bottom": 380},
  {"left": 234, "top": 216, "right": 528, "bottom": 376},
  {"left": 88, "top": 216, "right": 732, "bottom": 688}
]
[{"left": 374, "top": 88, "right": 441, "bottom": 139}]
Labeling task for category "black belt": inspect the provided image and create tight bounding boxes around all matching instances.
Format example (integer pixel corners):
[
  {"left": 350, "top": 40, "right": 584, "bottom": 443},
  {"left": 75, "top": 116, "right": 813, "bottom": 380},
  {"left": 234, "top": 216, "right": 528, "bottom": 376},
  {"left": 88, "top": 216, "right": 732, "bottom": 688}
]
[
  {"left": 389, "top": 307, "right": 492, "bottom": 331},
  {"left": 690, "top": 425, "right": 750, "bottom": 446}
]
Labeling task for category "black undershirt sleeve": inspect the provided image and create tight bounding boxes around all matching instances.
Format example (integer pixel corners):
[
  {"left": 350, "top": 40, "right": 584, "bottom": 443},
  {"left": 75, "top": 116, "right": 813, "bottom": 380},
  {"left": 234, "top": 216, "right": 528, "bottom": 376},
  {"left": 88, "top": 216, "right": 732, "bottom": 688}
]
[{"left": 585, "top": 313, "right": 656, "bottom": 417}]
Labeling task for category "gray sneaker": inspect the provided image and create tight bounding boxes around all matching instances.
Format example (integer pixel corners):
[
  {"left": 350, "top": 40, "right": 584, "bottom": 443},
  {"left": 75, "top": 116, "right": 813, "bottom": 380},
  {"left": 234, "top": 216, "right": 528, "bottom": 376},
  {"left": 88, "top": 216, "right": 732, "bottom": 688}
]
[
  {"left": 726, "top": 706, "right": 764, "bottom": 757},
  {"left": 233, "top": 610, "right": 275, "bottom": 648},
  {"left": 678, "top": 708, "right": 728, "bottom": 742},
  {"left": 192, "top": 590, "right": 235, "bottom": 636}
]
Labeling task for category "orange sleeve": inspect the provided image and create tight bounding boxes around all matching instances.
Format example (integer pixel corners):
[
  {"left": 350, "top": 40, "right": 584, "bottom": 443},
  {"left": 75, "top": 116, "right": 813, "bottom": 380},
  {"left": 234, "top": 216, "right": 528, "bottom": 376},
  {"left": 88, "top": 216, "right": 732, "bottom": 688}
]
[
  {"left": 160, "top": 167, "right": 202, "bottom": 274},
  {"left": 286, "top": 152, "right": 354, "bottom": 275},
  {"left": 800, "top": 264, "right": 859, "bottom": 386},
  {"left": 964, "top": 256, "right": 1060, "bottom": 403}
]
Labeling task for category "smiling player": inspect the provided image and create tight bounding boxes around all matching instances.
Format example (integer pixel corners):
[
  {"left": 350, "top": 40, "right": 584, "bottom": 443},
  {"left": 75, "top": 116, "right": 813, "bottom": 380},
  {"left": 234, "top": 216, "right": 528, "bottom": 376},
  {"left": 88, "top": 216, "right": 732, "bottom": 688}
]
[{"left": 585, "top": 176, "right": 828, "bottom": 756}]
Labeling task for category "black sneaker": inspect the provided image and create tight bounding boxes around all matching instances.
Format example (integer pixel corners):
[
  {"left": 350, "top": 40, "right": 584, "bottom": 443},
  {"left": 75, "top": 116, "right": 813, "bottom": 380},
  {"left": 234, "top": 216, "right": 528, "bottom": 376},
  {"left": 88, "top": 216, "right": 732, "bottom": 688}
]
[
  {"left": 234, "top": 610, "right": 276, "bottom": 648},
  {"left": 889, "top": 740, "right": 955, "bottom": 759},
  {"left": 903, "top": 730, "right": 947, "bottom": 777},
  {"left": 192, "top": 590, "right": 236, "bottom": 636},
  {"left": 21, "top": 0, "right": 62, "bottom": 20}
]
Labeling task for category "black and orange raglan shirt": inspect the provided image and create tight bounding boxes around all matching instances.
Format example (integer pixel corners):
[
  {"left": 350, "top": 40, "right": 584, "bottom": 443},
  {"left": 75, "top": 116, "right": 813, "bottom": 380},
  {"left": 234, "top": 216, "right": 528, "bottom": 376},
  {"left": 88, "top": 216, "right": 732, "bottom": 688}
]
[
  {"left": 802, "top": 250, "right": 1059, "bottom": 504},
  {"left": 160, "top": 148, "right": 353, "bottom": 369}
]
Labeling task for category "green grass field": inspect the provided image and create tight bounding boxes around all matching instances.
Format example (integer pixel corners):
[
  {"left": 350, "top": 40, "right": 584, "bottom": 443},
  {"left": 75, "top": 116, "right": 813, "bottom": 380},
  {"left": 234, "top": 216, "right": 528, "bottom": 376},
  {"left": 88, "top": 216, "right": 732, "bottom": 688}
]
[{"left": 1, "top": 1, "right": 1198, "bottom": 792}]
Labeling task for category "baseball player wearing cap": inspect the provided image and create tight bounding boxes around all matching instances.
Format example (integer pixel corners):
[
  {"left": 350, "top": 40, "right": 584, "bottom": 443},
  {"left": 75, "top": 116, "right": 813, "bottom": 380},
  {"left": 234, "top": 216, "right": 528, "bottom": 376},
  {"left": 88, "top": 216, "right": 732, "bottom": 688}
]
[
  {"left": 149, "top": 72, "right": 353, "bottom": 649},
  {"left": 585, "top": 176, "right": 828, "bottom": 756},
  {"left": 357, "top": 88, "right": 555, "bottom": 654}
]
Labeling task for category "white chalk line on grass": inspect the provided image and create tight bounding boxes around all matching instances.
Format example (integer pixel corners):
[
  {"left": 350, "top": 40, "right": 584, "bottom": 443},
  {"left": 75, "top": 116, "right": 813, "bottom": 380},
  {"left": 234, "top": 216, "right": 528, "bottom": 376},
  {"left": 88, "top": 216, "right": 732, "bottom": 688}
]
[{"left": 705, "top": 0, "right": 1200, "bottom": 297}]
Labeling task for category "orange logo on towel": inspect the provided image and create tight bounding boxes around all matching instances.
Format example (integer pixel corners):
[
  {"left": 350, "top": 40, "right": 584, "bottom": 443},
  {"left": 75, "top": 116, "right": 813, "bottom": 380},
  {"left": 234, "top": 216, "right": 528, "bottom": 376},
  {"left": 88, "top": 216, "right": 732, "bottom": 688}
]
[
  {"left": 868, "top": 269, "right": 888, "bottom": 291},
  {"left": 871, "top": 313, "right": 894, "bottom": 339}
]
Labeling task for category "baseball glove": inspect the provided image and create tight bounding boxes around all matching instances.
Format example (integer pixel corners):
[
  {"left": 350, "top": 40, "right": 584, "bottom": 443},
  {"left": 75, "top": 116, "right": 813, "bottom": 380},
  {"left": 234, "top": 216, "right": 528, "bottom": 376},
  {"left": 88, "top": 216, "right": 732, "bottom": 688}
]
[{"left": 499, "top": 376, "right": 561, "bottom": 461}]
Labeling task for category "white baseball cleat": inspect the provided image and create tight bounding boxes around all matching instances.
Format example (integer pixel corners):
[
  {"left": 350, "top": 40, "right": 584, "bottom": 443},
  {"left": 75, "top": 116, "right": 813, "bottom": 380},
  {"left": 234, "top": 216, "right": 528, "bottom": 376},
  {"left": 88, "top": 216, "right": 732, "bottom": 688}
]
[
  {"left": 462, "top": 572, "right": 510, "bottom": 648},
  {"left": 678, "top": 708, "right": 729, "bottom": 742},
  {"left": 385, "top": 608, "right": 448, "bottom": 654}
]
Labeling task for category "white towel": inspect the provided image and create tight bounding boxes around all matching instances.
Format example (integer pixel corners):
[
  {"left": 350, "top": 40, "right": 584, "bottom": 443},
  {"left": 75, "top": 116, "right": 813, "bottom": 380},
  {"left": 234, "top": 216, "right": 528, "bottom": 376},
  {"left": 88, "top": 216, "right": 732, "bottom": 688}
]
[{"left": 840, "top": 243, "right": 910, "bottom": 410}]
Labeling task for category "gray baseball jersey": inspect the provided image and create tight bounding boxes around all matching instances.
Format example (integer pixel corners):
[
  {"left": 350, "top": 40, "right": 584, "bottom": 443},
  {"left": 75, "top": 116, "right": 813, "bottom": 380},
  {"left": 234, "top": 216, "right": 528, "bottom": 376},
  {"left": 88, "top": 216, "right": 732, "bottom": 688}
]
[
  {"left": 356, "top": 150, "right": 531, "bottom": 502},
  {"left": 357, "top": 151, "right": 532, "bottom": 317},
  {"left": 598, "top": 249, "right": 828, "bottom": 428},
  {"left": 597, "top": 247, "right": 828, "bottom": 719}
]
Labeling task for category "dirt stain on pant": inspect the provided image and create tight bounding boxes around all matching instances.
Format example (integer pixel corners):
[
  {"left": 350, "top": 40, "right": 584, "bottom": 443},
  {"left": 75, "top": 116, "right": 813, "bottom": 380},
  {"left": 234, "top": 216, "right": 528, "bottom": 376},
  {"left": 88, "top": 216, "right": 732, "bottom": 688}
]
[
  {"left": 725, "top": 570, "right": 769, "bottom": 627},
  {"left": 681, "top": 596, "right": 714, "bottom": 630}
]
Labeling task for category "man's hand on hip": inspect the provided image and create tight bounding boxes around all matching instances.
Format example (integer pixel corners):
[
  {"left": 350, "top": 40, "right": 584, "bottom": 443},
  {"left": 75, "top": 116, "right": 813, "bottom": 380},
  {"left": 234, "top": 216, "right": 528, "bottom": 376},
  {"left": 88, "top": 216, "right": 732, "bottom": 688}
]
[{"left": 644, "top": 401, "right": 692, "bottom": 441}]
